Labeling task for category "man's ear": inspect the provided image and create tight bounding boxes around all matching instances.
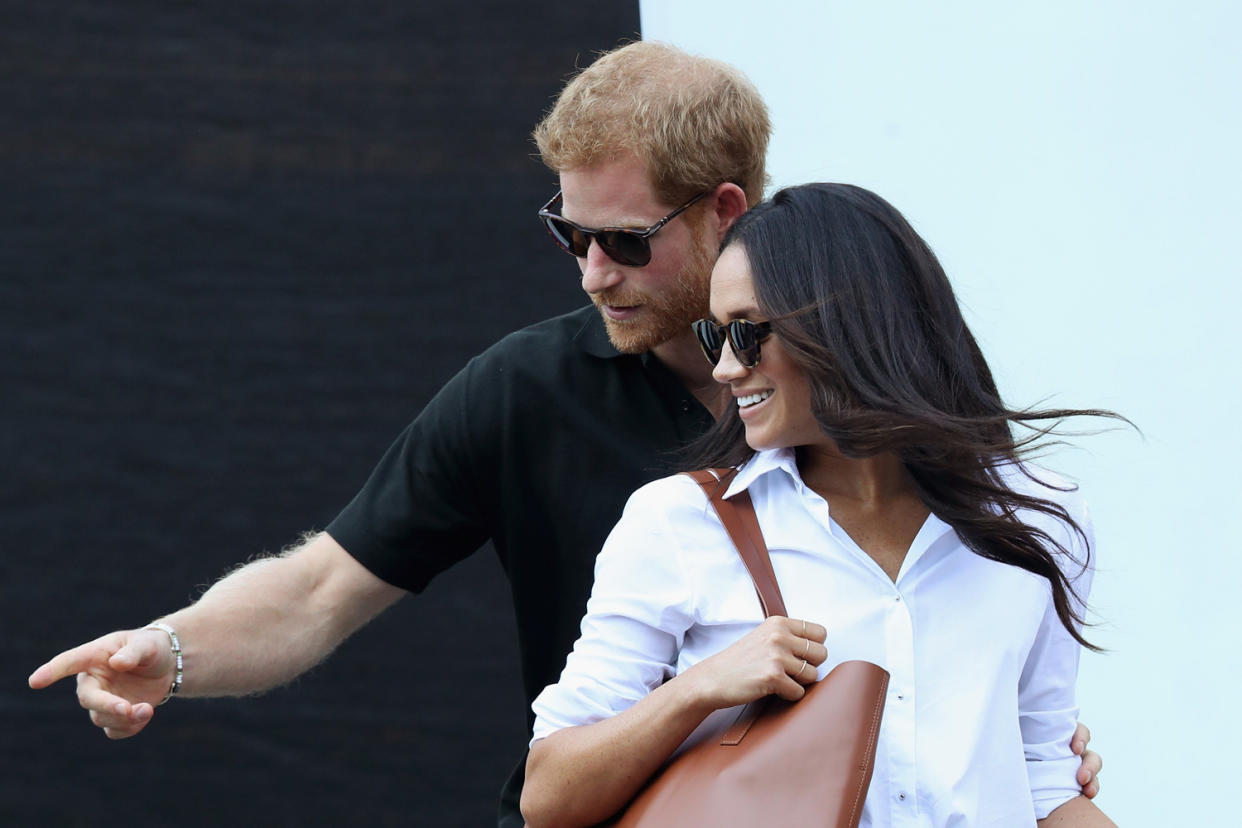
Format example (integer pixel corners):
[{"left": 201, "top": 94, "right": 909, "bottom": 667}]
[{"left": 710, "top": 182, "right": 749, "bottom": 243}]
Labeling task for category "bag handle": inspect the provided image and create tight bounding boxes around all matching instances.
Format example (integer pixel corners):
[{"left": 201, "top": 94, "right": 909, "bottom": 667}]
[{"left": 684, "top": 468, "right": 789, "bottom": 745}]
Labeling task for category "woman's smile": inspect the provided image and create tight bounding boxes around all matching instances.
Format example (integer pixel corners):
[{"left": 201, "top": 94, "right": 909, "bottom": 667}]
[{"left": 736, "top": 389, "right": 773, "bottom": 413}]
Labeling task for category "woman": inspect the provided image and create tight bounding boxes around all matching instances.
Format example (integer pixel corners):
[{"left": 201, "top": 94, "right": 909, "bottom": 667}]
[{"left": 521, "top": 184, "right": 1118, "bottom": 827}]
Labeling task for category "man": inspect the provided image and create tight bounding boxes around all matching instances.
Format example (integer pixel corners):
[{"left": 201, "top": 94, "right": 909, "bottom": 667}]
[{"left": 28, "top": 42, "right": 1102, "bottom": 826}]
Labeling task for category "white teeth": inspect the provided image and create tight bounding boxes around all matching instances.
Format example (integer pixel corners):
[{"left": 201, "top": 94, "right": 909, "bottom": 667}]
[{"left": 737, "top": 390, "right": 773, "bottom": 408}]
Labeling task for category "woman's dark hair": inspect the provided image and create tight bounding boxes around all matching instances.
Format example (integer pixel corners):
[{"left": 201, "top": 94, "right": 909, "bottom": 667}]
[{"left": 691, "top": 183, "right": 1125, "bottom": 650}]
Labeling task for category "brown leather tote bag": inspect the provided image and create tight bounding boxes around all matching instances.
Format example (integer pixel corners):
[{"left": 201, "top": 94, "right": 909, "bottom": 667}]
[{"left": 608, "top": 469, "right": 890, "bottom": 828}]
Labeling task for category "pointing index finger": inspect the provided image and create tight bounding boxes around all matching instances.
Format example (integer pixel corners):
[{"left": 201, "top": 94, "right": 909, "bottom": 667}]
[{"left": 28, "top": 635, "right": 122, "bottom": 689}]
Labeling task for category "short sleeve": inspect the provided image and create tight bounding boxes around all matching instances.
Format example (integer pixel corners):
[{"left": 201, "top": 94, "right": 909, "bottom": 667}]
[
  {"left": 326, "top": 353, "right": 496, "bottom": 593},
  {"left": 1019, "top": 488, "right": 1095, "bottom": 818},
  {"left": 530, "top": 478, "right": 700, "bottom": 744}
]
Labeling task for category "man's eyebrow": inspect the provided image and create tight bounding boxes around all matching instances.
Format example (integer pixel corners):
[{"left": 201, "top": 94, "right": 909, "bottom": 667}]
[{"left": 559, "top": 208, "right": 658, "bottom": 230}]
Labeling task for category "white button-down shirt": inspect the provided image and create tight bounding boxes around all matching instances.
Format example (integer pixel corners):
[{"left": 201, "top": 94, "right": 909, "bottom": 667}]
[{"left": 532, "top": 448, "right": 1092, "bottom": 826}]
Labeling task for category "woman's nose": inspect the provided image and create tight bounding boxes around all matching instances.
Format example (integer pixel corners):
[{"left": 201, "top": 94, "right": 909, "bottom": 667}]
[{"left": 712, "top": 338, "right": 748, "bottom": 384}]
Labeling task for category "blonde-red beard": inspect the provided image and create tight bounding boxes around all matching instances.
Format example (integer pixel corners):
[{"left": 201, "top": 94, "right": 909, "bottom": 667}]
[{"left": 592, "top": 230, "right": 716, "bottom": 354}]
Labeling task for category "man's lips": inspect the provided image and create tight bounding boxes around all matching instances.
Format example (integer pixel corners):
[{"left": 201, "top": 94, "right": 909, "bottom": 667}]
[{"left": 602, "top": 304, "right": 641, "bottom": 321}]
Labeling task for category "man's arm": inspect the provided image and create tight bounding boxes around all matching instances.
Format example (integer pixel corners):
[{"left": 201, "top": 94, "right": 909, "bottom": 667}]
[
  {"left": 28, "top": 531, "right": 405, "bottom": 739},
  {"left": 1073, "top": 722, "right": 1103, "bottom": 799}
]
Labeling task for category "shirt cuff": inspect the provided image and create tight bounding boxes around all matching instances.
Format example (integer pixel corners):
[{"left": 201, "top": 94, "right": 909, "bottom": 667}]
[{"left": 1027, "top": 755, "right": 1081, "bottom": 819}]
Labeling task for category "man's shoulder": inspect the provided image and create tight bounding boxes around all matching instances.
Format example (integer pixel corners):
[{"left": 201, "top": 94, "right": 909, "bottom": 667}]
[{"left": 474, "top": 305, "right": 619, "bottom": 369}]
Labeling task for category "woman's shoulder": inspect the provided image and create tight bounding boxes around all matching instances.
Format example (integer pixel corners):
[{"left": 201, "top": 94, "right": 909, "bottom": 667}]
[
  {"left": 594, "top": 472, "right": 732, "bottom": 598},
  {"left": 621, "top": 471, "right": 718, "bottom": 521},
  {"left": 996, "top": 461, "right": 1094, "bottom": 560}
]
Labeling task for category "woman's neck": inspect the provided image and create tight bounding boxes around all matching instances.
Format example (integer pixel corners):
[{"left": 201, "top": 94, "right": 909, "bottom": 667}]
[
  {"left": 796, "top": 443, "right": 929, "bottom": 582},
  {"left": 795, "top": 443, "right": 915, "bottom": 506}
]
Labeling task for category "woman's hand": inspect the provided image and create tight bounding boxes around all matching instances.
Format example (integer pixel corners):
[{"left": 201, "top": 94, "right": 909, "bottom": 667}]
[
  {"left": 679, "top": 616, "right": 828, "bottom": 709},
  {"left": 523, "top": 615, "right": 829, "bottom": 828}
]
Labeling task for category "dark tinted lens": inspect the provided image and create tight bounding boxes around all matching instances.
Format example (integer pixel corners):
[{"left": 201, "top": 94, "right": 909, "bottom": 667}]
[
  {"left": 543, "top": 217, "right": 588, "bottom": 257},
  {"left": 597, "top": 230, "right": 652, "bottom": 267},
  {"left": 692, "top": 320, "right": 724, "bottom": 365},
  {"left": 728, "top": 320, "right": 761, "bottom": 367}
]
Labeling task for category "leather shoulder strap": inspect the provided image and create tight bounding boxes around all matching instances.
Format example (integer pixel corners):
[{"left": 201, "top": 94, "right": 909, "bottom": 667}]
[
  {"left": 684, "top": 468, "right": 789, "bottom": 745},
  {"left": 684, "top": 469, "right": 787, "bottom": 618}
]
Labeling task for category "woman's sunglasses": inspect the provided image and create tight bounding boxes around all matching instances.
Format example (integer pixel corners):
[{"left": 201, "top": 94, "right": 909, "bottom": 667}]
[
  {"left": 537, "top": 190, "right": 708, "bottom": 267},
  {"left": 692, "top": 318, "right": 772, "bottom": 368}
]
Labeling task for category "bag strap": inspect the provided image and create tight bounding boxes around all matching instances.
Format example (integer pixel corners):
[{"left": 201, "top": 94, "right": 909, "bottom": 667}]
[
  {"left": 684, "top": 468, "right": 788, "bottom": 746},
  {"left": 684, "top": 469, "right": 787, "bottom": 618}
]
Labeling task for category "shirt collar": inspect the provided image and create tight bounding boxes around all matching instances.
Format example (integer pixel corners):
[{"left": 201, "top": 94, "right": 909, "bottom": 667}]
[
  {"left": 572, "top": 306, "right": 625, "bottom": 359},
  {"left": 722, "top": 448, "right": 957, "bottom": 575},
  {"left": 723, "top": 448, "right": 800, "bottom": 499}
]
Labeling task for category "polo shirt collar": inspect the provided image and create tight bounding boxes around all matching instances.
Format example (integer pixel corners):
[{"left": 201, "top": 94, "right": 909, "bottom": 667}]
[{"left": 572, "top": 307, "right": 625, "bottom": 359}]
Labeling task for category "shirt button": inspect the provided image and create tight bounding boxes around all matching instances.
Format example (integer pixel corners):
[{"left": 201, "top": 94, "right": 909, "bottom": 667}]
[
  {"left": 899, "top": 793, "right": 907, "bottom": 801},
  {"left": 895, "top": 595, "right": 902, "bottom": 602},
  {"left": 896, "top": 694, "right": 904, "bottom": 700}
]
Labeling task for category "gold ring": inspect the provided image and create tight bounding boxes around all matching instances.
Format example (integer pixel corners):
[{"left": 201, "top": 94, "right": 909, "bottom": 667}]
[
  {"left": 795, "top": 659, "right": 809, "bottom": 679},
  {"left": 802, "top": 638, "right": 810, "bottom": 658}
]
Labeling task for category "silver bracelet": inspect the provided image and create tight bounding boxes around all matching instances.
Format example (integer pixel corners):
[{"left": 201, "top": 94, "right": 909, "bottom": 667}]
[{"left": 144, "top": 622, "right": 183, "bottom": 704}]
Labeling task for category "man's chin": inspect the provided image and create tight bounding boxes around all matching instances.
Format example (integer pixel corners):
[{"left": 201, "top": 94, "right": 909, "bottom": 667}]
[
  {"left": 593, "top": 293, "right": 704, "bottom": 355},
  {"left": 601, "top": 316, "right": 657, "bottom": 354}
]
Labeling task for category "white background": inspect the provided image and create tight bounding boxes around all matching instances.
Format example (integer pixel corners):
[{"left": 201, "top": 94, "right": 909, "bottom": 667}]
[{"left": 643, "top": 2, "right": 1241, "bottom": 824}]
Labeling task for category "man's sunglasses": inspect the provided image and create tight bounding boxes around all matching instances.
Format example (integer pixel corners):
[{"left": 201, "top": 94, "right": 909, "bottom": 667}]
[
  {"left": 538, "top": 190, "right": 708, "bottom": 267},
  {"left": 692, "top": 318, "right": 773, "bottom": 368}
]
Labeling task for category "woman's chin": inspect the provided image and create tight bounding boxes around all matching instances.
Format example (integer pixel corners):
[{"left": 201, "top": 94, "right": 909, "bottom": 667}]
[{"left": 742, "top": 428, "right": 781, "bottom": 453}]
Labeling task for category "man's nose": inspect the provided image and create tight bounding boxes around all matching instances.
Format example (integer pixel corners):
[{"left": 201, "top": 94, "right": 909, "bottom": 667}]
[{"left": 579, "top": 240, "right": 625, "bottom": 295}]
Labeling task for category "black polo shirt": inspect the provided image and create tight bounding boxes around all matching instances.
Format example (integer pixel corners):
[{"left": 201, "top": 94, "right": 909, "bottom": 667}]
[{"left": 326, "top": 305, "right": 713, "bottom": 821}]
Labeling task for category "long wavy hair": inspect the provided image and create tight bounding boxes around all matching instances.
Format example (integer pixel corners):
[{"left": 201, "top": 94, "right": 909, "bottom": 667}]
[{"left": 691, "top": 183, "right": 1126, "bottom": 649}]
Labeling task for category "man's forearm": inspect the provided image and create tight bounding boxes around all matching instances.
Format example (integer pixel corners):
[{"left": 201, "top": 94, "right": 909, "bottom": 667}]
[{"left": 160, "top": 532, "right": 405, "bottom": 697}]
